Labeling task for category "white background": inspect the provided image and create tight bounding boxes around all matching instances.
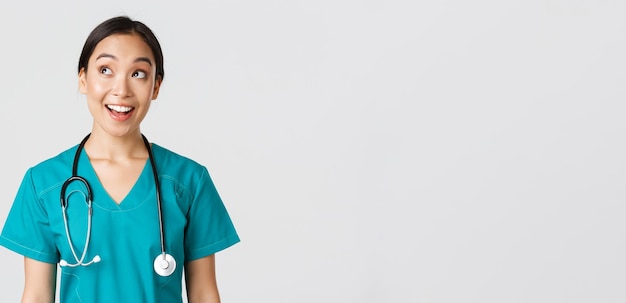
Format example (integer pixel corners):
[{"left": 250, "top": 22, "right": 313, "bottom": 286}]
[{"left": 1, "top": 0, "right": 625, "bottom": 302}]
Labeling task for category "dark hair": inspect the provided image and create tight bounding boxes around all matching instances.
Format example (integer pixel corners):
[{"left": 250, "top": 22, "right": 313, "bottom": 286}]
[{"left": 77, "top": 16, "right": 164, "bottom": 81}]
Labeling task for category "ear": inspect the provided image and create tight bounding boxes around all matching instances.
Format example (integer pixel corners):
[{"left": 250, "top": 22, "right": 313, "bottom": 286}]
[
  {"left": 151, "top": 77, "right": 162, "bottom": 100},
  {"left": 78, "top": 68, "right": 87, "bottom": 94}
]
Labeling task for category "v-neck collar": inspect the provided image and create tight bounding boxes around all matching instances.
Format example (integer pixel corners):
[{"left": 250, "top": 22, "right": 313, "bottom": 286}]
[{"left": 77, "top": 146, "right": 155, "bottom": 211}]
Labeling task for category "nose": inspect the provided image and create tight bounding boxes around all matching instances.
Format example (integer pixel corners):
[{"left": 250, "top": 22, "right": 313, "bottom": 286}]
[{"left": 111, "top": 75, "right": 131, "bottom": 97}]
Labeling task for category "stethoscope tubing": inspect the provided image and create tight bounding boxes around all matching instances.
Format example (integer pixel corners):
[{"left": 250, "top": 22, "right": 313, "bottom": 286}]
[
  {"left": 60, "top": 189, "right": 95, "bottom": 267},
  {"left": 142, "top": 135, "right": 167, "bottom": 258},
  {"left": 59, "top": 134, "right": 174, "bottom": 276}
]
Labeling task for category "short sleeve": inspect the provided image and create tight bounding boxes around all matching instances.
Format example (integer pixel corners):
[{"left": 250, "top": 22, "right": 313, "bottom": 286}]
[
  {"left": 184, "top": 167, "right": 239, "bottom": 261},
  {"left": 0, "top": 169, "right": 59, "bottom": 263}
]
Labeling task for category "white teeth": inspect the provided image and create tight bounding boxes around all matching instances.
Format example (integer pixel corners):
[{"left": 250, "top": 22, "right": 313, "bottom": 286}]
[{"left": 106, "top": 105, "right": 133, "bottom": 113}]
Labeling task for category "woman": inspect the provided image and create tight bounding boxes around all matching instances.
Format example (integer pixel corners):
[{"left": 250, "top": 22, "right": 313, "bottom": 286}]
[{"left": 0, "top": 16, "right": 239, "bottom": 302}]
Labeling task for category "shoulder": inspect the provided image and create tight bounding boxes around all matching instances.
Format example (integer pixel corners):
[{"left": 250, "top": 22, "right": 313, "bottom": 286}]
[
  {"left": 30, "top": 145, "right": 76, "bottom": 174},
  {"left": 26, "top": 146, "right": 78, "bottom": 193},
  {"left": 151, "top": 143, "right": 209, "bottom": 181}
]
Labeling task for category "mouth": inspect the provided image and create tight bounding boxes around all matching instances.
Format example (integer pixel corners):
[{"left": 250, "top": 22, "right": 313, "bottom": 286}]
[
  {"left": 106, "top": 104, "right": 134, "bottom": 114},
  {"left": 106, "top": 104, "right": 135, "bottom": 121}
]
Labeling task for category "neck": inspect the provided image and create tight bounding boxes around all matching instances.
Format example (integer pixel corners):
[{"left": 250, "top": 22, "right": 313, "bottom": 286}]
[{"left": 83, "top": 130, "right": 149, "bottom": 160}]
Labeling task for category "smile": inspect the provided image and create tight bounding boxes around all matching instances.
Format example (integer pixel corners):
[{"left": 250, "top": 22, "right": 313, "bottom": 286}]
[
  {"left": 106, "top": 104, "right": 135, "bottom": 121},
  {"left": 106, "top": 104, "right": 134, "bottom": 113}
]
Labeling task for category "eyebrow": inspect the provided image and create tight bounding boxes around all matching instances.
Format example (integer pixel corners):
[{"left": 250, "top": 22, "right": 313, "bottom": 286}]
[{"left": 95, "top": 53, "right": 153, "bottom": 66}]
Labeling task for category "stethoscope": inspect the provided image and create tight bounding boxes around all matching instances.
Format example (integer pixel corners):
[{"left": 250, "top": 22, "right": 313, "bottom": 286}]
[{"left": 59, "top": 133, "right": 176, "bottom": 277}]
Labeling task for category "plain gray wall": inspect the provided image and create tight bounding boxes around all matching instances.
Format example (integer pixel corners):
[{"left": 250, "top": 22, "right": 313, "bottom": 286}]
[{"left": 1, "top": 0, "right": 625, "bottom": 302}]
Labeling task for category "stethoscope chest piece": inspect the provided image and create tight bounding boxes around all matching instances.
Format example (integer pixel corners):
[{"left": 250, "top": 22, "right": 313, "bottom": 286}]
[{"left": 154, "top": 253, "right": 176, "bottom": 277}]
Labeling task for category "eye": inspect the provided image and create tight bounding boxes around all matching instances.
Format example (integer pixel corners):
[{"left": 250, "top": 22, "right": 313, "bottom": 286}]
[
  {"left": 100, "top": 67, "right": 112, "bottom": 75},
  {"left": 132, "top": 70, "right": 147, "bottom": 79}
]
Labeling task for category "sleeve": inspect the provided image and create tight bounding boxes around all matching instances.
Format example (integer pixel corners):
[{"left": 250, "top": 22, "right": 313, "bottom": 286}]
[
  {"left": 0, "top": 169, "right": 59, "bottom": 263},
  {"left": 184, "top": 167, "right": 240, "bottom": 261}
]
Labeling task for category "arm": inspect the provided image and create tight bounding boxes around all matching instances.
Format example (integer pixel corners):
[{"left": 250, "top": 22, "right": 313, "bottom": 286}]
[
  {"left": 22, "top": 257, "right": 56, "bottom": 303},
  {"left": 185, "top": 254, "right": 220, "bottom": 303}
]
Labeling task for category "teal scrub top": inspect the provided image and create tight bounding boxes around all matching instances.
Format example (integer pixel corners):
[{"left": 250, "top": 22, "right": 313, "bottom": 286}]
[{"left": 0, "top": 143, "right": 240, "bottom": 302}]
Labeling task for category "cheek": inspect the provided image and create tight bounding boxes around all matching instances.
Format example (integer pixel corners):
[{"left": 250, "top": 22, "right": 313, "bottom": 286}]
[
  {"left": 84, "top": 77, "right": 109, "bottom": 95},
  {"left": 134, "top": 81, "right": 156, "bottom": 97}
]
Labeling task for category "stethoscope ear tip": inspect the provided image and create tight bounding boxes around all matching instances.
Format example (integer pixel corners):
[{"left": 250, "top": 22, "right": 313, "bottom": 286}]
[
  {"left": 93, "top": 255, "right": 101, "bottom": 263},
  {"left": 59, "top": 260, "right": 68, "bottom": 267}
]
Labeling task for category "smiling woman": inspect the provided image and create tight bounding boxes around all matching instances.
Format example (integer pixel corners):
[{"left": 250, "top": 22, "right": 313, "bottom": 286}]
[{"left": 0, "top": 16, "right": 239, "bottom": 303}]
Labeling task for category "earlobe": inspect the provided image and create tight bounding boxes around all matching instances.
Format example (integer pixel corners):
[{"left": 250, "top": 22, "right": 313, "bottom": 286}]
[
  {"left": 152, "top": 77, "right": 162, "bottom": 100},
  {"left": 78, "top": 68, "right": 87, "bottom": 94}
]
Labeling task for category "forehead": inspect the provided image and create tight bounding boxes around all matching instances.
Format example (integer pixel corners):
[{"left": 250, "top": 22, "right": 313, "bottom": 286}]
[{"left": 90, "top": 33, "right": 155, "bottom": 62}]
